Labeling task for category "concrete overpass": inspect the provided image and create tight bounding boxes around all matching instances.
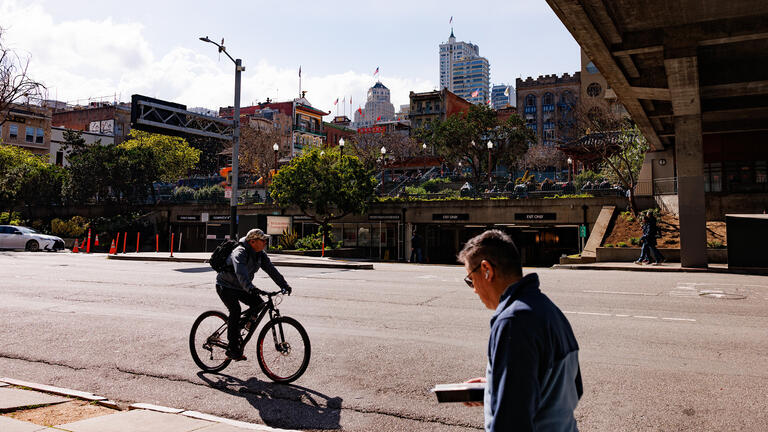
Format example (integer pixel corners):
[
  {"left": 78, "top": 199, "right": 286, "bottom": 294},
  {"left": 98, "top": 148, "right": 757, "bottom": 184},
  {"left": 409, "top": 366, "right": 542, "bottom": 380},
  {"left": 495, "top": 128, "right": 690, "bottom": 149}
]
[{"left": 546, "top": 0, "right": 768, "bottom": 267}]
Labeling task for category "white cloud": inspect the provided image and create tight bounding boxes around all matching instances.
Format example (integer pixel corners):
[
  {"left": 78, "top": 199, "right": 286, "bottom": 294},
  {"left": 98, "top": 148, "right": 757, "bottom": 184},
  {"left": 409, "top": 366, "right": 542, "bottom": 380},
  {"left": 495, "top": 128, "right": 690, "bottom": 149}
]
[{"left": 0, "top": 0, "right": 435, "bottom": 115}]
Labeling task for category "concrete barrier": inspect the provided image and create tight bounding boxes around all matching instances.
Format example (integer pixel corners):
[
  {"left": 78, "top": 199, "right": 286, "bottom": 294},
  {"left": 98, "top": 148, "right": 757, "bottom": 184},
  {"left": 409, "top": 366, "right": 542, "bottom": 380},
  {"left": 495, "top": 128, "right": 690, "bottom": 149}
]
[{"left": 596, "top": 247, "right": 727, "bottom": 263}]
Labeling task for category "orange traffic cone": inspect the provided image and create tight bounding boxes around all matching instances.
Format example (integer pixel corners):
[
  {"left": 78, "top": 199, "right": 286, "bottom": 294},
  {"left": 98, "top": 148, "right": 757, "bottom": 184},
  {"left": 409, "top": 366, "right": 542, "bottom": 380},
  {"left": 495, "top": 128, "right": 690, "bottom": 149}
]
[
  {"left": 109, "top": 239, "right": 117, "bottom": 255},
  {"left": 95, "top": 234, "right": 100, "bottom": 247},
  {"left": 72, "top": 239, "right": 80, "bottom": 253}
]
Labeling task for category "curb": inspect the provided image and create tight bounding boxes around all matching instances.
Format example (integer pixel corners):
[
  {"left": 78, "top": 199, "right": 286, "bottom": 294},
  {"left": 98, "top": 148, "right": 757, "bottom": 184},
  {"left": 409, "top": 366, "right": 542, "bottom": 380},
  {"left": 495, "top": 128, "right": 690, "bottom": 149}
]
[
  {"left": 104, "top": 254, "right": 374, "bottom": 270},
  {"left": 551, "top": 264, "right": 742, "bottom": 274},
  {"left": 0, "top": 377, "right": 299, "bottom": 431}
]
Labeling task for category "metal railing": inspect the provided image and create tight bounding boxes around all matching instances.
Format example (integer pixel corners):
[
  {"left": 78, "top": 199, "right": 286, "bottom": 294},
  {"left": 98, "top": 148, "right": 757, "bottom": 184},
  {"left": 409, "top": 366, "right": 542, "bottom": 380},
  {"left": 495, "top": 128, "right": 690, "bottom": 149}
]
[{"left": 653, "top": 177, "right": 678, "bottom": 195}]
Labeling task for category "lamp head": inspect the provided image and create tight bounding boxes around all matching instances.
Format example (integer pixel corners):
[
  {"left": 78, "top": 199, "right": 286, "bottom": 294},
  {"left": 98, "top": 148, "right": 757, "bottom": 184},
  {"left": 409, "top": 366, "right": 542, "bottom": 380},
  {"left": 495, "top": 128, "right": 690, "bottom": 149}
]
[
  {"left": 339, "top": 138, "right": 345, "bottom": 147},
  {"left": 273, "top": 143, "right": 279, "bottom": 151},
  {"left": 487, "top": 141, "right": 493, "bottom": 149},
  {"left": 199, "top": 36, "right": 211, "bottom": 43},
  {"left": 380, "top": 146, "right": 386, "bottom": 155}
]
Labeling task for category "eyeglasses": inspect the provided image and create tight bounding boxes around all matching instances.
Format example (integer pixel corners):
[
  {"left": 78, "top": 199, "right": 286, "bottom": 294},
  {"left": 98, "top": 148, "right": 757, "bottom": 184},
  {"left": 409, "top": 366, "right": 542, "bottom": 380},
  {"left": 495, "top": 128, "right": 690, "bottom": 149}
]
[
  {"left": 464, "top": 260, "right": 495, "bottom": 288},
  {"left": 464, "top": 263, "right": 482, "bottom": 288}
]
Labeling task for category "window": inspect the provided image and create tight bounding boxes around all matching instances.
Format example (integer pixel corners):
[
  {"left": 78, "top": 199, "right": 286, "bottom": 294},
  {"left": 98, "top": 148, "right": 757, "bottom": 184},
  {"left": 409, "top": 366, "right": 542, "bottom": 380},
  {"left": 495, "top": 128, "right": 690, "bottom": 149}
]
[
  {"left": 587, "top": 82, "right": 602, "bottom": 97},
  {"left": 9, "top": 124, "right": 18, "bottom": 140},
  {"left": 36, "top": 128, "right": 44, "bottom": 144},
  {"left": 585, "top": 61, "right": 599, "bottom": 74},
  {"left": 55, "top": 151, "right": 64, "bottom": 166},
  {"left": 26, "top": 126, "right": 35, "bottom": 142}
]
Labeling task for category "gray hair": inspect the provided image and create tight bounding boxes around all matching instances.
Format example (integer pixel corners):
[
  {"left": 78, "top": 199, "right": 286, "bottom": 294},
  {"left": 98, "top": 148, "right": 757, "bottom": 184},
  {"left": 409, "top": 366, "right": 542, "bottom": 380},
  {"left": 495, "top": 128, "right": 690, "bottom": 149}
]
[{"left": 457, "top": 230, "right": 522, "bottom": 277}]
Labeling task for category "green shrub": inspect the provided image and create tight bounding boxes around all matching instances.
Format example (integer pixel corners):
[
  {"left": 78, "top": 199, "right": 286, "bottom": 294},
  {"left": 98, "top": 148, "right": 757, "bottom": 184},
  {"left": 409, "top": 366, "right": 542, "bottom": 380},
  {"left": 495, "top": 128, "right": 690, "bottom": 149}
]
[
  {"left": 543, "top": 193, "right": 594, "bottom": 199},
  {"left": 620, "top": 211, "right": 635, "bottom": 223},
  {"left": 616, "top": 242, "right": 628, "bottom": 248},
  {"left": 438, "top": 188, "right": 460, "bottom": 198},
  {"left": 279, "top": 229, "right": 299, "bottom": 249},
  {"left": 574, "top": 170, "right": 602, "bottom": 190},
  {"left": 172, "top": 186, "right": 195, "bottom": 202},
  {"left": 404, "top": 186, "right": 427, "bottom": 195},
  {"left": 193, "top": 185, "right": 226, "bottom": 202},
  {"left": 422, "top": 177, "right": 451, "bottom": 193},
  {"left": 604, "top": 243, "right": 614, "bottom": 248},
  {"left": 629, "top": 237, "right": 641, "bottom": 246},
  {"left": 0, "top": 211, "right": 23, "bottom": 225},
  {"left": 50, "top": 216, "right": 88, "bottom": 238},
  {"left": 294, "top": 231, "right": 337, "bottom": 250},
  {"left": 707, "top": 239, "right": 725, "bottom": 249}
]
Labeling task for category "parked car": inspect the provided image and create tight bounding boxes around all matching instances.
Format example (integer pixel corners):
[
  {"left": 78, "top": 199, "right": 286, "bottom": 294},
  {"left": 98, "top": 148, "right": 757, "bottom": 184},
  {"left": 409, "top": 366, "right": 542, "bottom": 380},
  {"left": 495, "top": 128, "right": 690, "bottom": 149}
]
[{"left": 0, "top": 225, "right": 65, "bottom": 252}]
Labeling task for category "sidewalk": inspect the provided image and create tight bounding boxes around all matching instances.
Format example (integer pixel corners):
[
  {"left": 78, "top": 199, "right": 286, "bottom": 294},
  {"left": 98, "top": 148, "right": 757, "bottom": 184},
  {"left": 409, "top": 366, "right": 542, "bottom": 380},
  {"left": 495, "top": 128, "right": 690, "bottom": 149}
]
[
  {"left": 104, "top": 252, "right": 374, "bottom": 270},
  {"left": 552, "top": 262, "right": 743, "bottom": 273},
  {"left": 0, "top": 377, "right": 298, "bottom": 432}
]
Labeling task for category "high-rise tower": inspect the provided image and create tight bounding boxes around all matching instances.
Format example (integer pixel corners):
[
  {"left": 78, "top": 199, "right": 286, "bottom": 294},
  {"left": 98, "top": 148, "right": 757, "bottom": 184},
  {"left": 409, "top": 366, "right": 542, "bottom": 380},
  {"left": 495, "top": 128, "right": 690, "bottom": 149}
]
[{"left": 439, "top": 30, "right": 490, "bottom": 104}]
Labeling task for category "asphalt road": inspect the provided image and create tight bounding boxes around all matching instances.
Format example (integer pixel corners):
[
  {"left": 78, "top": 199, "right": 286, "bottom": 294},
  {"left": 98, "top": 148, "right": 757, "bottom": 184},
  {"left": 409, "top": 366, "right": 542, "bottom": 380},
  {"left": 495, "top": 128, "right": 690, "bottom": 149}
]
[{"left": 0, "top": 252, "right": 766, "bottom": 431}]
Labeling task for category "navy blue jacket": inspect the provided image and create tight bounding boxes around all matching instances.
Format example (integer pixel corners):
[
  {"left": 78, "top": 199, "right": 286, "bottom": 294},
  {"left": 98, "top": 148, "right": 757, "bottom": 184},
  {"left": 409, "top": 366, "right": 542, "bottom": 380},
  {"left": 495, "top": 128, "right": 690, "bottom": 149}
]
[
  {"left": 215, "top": 237, "right": 290, "bottom": 294},
  {"left": 484, "top": 273, "right": 583, "bottom": 432}
]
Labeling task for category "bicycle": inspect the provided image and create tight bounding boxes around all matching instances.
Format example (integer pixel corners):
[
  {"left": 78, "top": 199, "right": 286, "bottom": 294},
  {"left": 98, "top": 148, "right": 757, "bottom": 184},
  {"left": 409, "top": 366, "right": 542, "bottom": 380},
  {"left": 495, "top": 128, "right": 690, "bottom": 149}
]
[{"left": 189, "top": 291, "right": 311, "bottom": 383}]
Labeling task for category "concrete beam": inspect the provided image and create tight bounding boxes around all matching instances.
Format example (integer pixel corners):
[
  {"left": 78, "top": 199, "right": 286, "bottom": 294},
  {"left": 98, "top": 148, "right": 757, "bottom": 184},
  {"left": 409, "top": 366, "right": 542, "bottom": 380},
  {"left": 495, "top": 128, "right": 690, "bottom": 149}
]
[
  {"left": 546, "top": 0, "right": 664, "bottom": 150},
  {"left": 612, "top": 45, "right": 663, "bottom": 57},
  {"left": 702, "top": 106, "right": 768, "bottom": 123},
  {"left": 665, "top": 57, "right": 701, "bottom": 116},
  {"left": 700, "top": 80, "right": 768, "bottom": 99},
  {"left": 631, "top": 87, "right": 672, "bottom": 101}
]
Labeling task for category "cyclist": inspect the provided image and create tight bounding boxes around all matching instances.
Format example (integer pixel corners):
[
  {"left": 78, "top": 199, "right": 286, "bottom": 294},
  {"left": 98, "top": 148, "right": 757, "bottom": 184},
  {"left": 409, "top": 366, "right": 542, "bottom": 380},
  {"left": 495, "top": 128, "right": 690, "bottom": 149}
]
[{"left": 215, "top": 229, "right": 292, "bottom": 361}]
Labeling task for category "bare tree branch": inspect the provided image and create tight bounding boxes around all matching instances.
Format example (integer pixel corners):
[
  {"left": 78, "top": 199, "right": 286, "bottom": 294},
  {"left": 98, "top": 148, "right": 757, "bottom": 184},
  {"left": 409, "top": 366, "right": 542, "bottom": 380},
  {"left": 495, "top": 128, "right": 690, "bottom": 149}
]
[{"left": 0, "top": 29, "right": 45, "bottom": 125}]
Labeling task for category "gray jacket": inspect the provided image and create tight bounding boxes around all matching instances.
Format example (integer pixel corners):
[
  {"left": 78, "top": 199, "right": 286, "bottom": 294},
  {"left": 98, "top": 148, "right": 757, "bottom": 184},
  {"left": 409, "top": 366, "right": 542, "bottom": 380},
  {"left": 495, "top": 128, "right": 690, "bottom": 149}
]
[{"left": 215, "top": 237, "right": 290, "bottom": 294}]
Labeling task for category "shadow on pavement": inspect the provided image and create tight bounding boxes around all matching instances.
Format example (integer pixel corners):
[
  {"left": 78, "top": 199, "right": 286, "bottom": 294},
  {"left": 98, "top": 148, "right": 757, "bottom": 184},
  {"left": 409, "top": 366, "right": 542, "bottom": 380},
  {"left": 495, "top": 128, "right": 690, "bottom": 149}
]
[
  {"left": 197, "top": 372, "right": 342, "bottom": 430},
  {"left": 174, "top": 267, "right": 215, "bottom": 273}
]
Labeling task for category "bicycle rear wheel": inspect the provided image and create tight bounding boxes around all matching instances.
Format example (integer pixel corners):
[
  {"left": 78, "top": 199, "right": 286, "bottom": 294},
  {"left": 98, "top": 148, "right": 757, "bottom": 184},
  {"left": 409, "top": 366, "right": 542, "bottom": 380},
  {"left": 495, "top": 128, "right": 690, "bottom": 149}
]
[
  {"left": 190, "top": 310, "right": 232, "bottom": 372},
  {"left": 256, "top": 316, "right": 310, "bottom": 383}
]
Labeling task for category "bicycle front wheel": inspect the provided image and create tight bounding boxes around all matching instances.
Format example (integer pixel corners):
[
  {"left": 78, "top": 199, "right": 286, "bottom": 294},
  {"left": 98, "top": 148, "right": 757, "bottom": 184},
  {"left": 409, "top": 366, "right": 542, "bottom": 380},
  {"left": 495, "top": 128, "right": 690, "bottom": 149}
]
[
  {"left": 189, "top": 310, "right": 232, "bottom": 373},
  {"left": 256, "top": 316, "right": 310, "bottom": 383}
]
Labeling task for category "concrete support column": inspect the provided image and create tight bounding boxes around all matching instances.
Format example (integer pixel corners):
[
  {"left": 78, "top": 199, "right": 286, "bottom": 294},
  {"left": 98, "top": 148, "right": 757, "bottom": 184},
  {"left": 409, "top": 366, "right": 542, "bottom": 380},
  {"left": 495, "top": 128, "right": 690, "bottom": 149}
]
[
  {"left": 665, "top": 55, "right": 708, "bottom": 268},
  {"left": 674, "top": 115, "right": 708, "bottom": 267}
]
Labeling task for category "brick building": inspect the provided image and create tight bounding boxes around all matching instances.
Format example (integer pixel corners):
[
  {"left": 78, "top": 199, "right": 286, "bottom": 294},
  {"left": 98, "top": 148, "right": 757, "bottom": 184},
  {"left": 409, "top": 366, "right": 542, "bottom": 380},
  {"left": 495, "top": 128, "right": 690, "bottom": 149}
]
[
  {"left": 408, "top": 88, "right": 472, "bottom": 133},
  {"left": 516, "top": 72, "right": 581, "bottom": 146},
  {"left": 51, "top": 102, "right": 131, "bottom": 144}
]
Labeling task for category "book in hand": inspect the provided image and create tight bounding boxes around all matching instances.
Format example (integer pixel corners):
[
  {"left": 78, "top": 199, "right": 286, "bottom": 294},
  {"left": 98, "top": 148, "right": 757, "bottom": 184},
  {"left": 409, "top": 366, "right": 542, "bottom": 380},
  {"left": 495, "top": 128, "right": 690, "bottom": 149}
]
[{"left": 431, "top": 382, "right": 485, "bottom": 403}]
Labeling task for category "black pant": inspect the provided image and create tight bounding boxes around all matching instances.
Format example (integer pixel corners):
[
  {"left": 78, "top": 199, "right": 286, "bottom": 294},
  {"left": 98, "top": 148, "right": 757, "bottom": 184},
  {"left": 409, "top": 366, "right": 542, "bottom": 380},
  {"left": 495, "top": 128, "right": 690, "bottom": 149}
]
[{"left": 215, "top": 285, "right": 264, "bottom": 355}]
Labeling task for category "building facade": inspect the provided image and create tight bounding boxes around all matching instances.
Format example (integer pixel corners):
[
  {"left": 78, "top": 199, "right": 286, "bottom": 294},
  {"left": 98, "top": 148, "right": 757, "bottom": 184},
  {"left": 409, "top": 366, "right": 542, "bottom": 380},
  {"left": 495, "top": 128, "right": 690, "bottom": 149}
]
[
  {"left": 51, "top": 102, "right": 131, "bottom": 145},
  {"left": 353, "top": 82, "right": 395, "bottom": 129},
  {"left": 408, "top": 88, "right": 472, "bottom": 133},
  {"left": 491, "top": 84, "right": 514, "bottom": 110},
  {"left": 516, "top": 72, "right": 581, "bottom": 146},
  {"left": 439, "top": 30, "right": 490, "bottom": 105},
  {"left": 50, "top": 127, "right": 114, "bottom": 166},
  {"left": 0, "top": 103, "right": 52, "bottom": 157}
]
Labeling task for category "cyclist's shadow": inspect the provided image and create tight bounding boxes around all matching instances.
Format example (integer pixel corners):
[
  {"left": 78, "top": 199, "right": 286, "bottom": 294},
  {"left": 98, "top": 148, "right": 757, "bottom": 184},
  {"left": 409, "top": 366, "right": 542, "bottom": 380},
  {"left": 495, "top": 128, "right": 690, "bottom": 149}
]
[{"left": 197, "top": 372, "right": 342, "bottom": 430}]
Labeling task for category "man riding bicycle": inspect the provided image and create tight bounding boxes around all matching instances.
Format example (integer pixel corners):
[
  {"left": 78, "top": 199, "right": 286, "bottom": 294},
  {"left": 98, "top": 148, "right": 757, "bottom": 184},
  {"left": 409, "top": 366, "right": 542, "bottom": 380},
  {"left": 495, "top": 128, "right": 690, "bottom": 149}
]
[{"left": 215, "top": 229, "right": 292, "bottom": 361}]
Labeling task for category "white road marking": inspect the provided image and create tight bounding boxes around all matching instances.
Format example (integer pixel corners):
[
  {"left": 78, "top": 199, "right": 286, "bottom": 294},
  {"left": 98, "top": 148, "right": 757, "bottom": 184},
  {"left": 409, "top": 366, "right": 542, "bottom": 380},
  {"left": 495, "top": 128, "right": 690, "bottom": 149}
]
[
  {"left": 582, "top": 290, "right": 657, "bottom": 296},
  {"left": 563, "top": 311, "right": 695, "bottom": 322}
]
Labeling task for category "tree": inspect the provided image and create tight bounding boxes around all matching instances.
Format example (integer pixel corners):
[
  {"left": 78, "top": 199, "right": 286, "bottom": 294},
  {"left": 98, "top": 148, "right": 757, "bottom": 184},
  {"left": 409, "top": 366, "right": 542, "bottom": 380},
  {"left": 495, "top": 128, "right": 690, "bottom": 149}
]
[
  {"left": 187, "top": 135, "right": 226, "bottom": 176},
  {"left": 0, "top": 28, "right": 45, "bottom": 123},
  {"left": 415, "top": 104, "right": 534, "bottom": 190},
  {"left": 0, "top": 144, "right": 64, "bottom": 218},
  {"left": 348, "top": 132, "right": 421, "bottom": 171},
  {"left": 271, "top": 147, "right": 375, "bottom": 242},
  {"left": 518, "top": 143, "right": 567, "bottom": 178},
  {"left": 571, "top": 101, "right": 648, "bottom": 214},
  {"left": 118, "top": 130, "right": 200, "bottom": 182},
  {"left": 239, "top": 119, "right": 287, "bottom": 179}
]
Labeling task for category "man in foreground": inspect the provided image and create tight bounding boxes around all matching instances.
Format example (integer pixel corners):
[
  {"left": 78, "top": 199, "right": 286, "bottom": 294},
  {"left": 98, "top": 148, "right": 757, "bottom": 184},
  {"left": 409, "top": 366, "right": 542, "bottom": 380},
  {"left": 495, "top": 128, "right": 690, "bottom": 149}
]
[{"left": 459, "top": 230, "right": 582, "bottom": 431}]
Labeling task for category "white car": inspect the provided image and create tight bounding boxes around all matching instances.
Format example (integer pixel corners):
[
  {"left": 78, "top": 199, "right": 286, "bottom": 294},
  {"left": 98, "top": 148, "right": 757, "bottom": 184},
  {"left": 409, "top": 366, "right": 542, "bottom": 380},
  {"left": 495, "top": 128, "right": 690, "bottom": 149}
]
[{"left": 0, "top": 225, "right": 65, "bottom": 252}]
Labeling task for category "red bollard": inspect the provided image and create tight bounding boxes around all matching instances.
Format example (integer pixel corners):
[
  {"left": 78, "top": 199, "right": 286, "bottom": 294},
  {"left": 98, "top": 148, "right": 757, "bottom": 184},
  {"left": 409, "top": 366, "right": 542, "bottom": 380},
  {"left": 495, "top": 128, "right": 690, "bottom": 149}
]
[
  {"left": 321, "top": 234, "right": 325, "bottom": 257},
  {"left": 122, "top": 232, "right": 127, "bottom": 254},
  {"left": 155, "top": 234, "right": 159, "bottom": 253},
  {"left": 136, "top": 232, "right": 140, "bottom": 253},
  {"left": 86, "top": 228, "right": 92, "bottom": 254},
  {"left": 170, "top": 233, "right": 175, "bottom": 257}
]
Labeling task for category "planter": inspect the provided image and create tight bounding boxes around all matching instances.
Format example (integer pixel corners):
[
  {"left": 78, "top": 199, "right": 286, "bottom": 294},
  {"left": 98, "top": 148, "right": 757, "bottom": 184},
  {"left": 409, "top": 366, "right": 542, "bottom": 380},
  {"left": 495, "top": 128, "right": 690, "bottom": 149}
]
[
  {"left": 596, "top": 247, "right": 727, "bottom": 263},
  {"left": 272, "top": 248, "right": 361, "bottom": 259}
]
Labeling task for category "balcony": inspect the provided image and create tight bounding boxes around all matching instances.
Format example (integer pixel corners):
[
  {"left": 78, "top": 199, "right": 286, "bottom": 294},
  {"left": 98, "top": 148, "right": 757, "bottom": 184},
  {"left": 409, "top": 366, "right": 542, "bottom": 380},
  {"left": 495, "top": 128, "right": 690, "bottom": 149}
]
[{"left": 292, "top": 125, "right": 325, "bottom": 137}]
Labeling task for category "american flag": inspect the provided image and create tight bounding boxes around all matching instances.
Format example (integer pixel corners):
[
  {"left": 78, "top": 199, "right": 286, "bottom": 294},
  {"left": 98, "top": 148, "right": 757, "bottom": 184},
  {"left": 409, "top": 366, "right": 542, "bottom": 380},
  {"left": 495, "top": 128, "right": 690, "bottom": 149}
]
[
  {"left": 334, "top": 98, "right": 338, "bottom": 105},
  {"left": 373, "top": 67, "right": 379, "bottom": 76},
  {"left": 449, "top": 16, "right": 453, "bottom": 24},
  {"left": 471, "top": 89, "right": 479, "bottom": 98}
]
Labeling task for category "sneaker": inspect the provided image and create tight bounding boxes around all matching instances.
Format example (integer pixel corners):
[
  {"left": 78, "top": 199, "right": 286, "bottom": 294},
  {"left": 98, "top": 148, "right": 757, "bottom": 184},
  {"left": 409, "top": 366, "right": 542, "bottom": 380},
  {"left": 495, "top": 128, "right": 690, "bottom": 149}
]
[
  {"left": 633, "top": 260, "right": 643, "bottom": 265},
  {"left": 226, "top": 350, "right": 247, "bottom": 361}
]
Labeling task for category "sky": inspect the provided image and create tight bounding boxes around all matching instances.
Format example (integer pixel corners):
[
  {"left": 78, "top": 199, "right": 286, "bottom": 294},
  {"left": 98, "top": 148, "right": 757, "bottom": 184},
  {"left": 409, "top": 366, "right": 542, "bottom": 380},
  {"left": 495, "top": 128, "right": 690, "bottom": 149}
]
[{"left": 0, "top": 0, "right": 580, "bottom": 116}]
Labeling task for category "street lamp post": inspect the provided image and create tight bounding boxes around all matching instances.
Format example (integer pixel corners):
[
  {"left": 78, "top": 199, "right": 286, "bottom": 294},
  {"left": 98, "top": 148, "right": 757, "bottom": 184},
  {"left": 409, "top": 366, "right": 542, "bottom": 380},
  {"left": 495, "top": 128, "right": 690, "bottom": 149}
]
[
  {"left": 380, "top": 146, "right": 387, "bottom": 183},
  {"left": 567, "top": 157, "right": 573, "bottom": 182},
  {"left": 273, "top": 143, "right": 279, "bottom": 177},
  {"left": 200, "top": 36, "right": 244, "bottom": 240},
  {"left": 487, "top": 140, "right": 494, "bottom": 190},
  {"left": 339, "top": 138, "right": 345, "bottom": 158}
]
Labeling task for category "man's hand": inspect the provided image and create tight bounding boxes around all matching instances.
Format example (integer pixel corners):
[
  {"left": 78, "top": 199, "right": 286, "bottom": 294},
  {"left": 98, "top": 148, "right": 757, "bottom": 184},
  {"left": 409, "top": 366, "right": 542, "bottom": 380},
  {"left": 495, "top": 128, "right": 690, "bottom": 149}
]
[
  {"left": 281, "top": 286, "right": 292, "bottom": 295},
  {"left": 463, "top": 377, "right": 486, "bottom": 407}
]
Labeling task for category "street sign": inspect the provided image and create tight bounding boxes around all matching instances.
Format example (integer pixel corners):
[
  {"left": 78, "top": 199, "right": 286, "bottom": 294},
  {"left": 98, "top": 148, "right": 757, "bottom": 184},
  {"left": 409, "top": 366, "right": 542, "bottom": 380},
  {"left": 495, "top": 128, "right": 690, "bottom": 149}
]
[
  {"left": 130, "top": 94, "right": 234, "bottom": 140},
  {"left": 579, "top": 225, "right": 587, "bottom": 238},
  {"left": 224, "top": 187, "right": 232, "bottom": 198}
]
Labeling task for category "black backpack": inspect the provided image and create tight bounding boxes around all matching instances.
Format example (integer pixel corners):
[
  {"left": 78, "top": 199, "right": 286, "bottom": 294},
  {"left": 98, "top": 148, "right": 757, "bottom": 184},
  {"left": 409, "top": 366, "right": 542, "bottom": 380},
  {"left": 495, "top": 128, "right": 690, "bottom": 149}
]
[{"left": 208, "top": 240, "right": 239, "bottom": 273}]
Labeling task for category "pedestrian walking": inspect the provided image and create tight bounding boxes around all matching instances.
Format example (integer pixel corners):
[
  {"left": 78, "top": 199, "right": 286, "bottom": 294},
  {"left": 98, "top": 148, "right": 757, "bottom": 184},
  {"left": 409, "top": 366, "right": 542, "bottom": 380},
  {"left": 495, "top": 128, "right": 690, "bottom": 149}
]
[
  {"left": 458, "top": 230, "right": 582, "bottom": 431},
  {"left": 635, "top": 212, "right": 665, "bottom": 265},
  {"left": 410, "top": 231, "right": 424, "bottom": 263}
]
